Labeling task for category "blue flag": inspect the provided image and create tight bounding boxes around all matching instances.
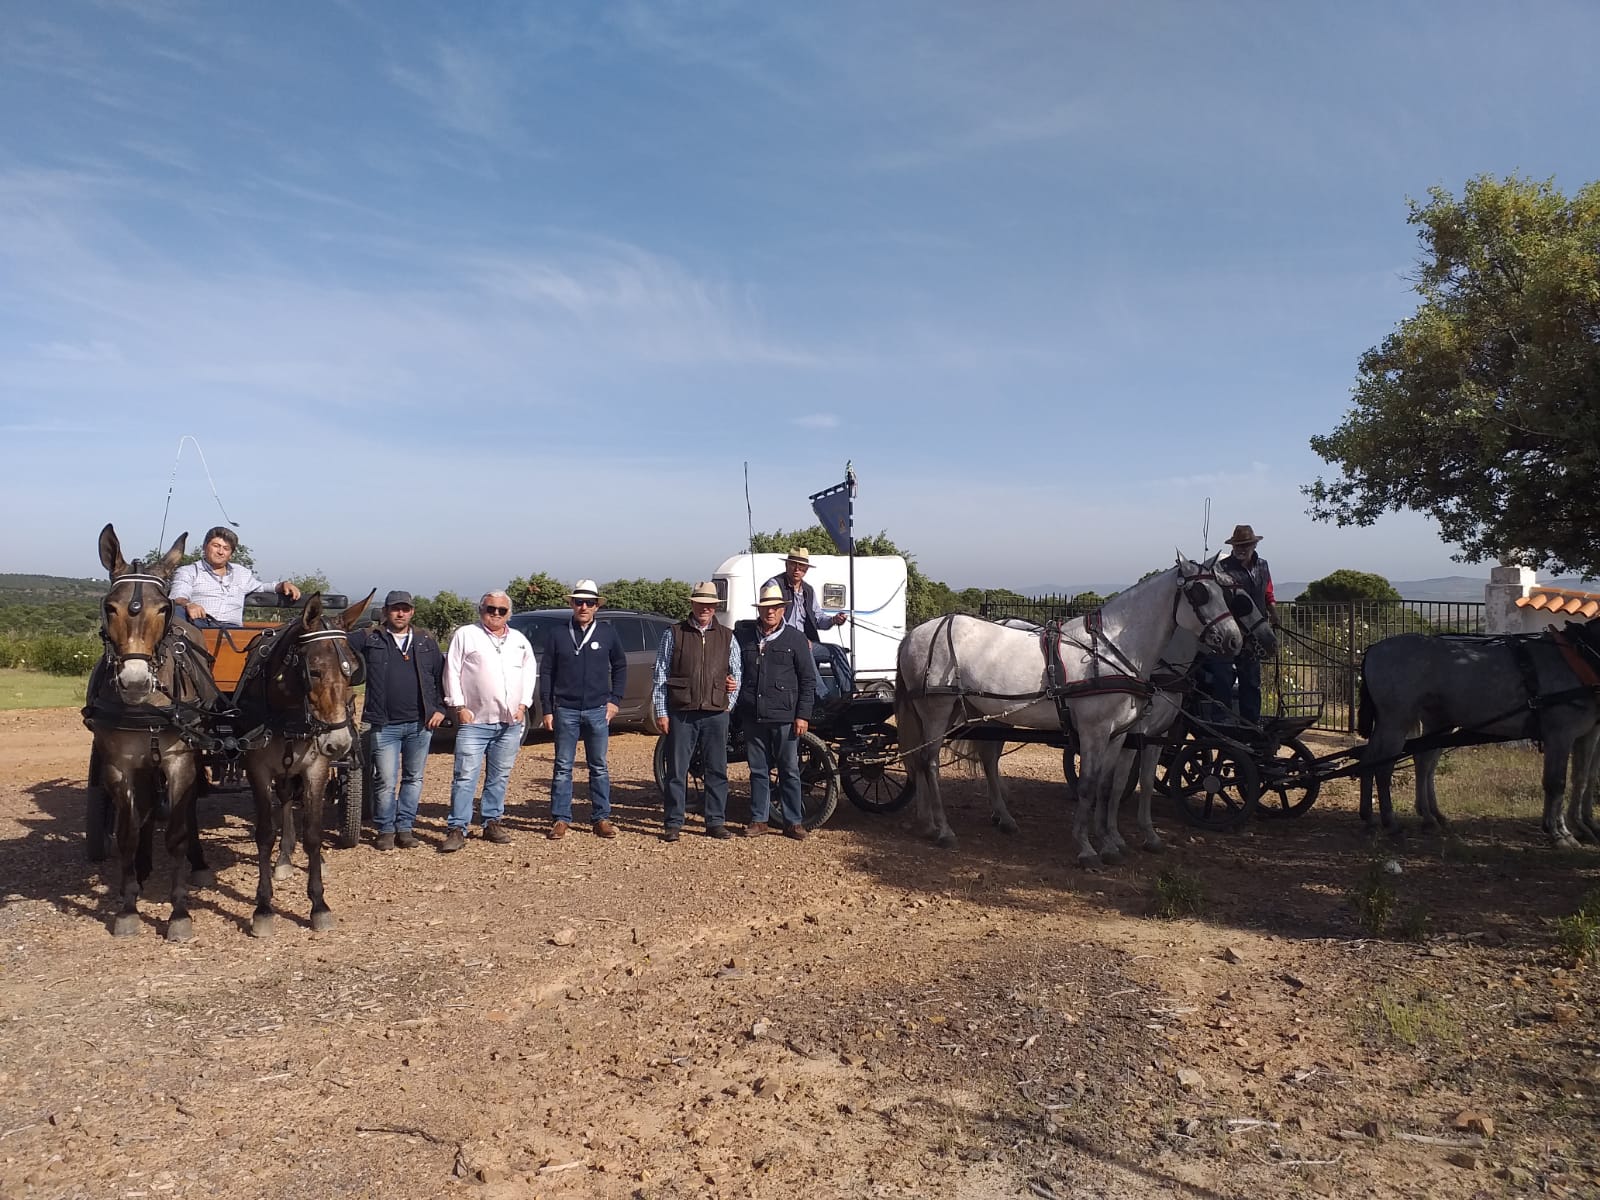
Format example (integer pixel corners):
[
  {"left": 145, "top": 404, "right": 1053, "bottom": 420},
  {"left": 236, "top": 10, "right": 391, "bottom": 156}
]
[{"left": 809, "top": 475, "right": 854, "bottom": 555}]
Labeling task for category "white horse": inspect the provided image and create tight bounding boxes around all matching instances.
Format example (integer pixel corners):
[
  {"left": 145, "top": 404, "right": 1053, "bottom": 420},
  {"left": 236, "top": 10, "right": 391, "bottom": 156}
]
[{"left": 895, "top": 556, "right": 1244, "bottom": 865}]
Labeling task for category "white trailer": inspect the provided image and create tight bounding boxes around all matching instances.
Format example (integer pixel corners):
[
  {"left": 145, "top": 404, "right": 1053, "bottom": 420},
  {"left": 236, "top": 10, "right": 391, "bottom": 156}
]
[{"left": 711, "top": 552, "right": 908, "bottom": 687}]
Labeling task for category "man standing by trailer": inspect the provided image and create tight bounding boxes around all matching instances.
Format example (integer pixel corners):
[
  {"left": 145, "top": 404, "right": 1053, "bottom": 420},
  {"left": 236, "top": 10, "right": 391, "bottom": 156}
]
[
  {"left": 734, "top": 583, "right": 817, "bottom": 840},
  {"left": 651, "top": 582, "right": 741, "bottom": 842},
  {"left": 539, "top": 579, "right": 627, "bottom": 841},
  {"left": 764, "top": 547, "right": 850, "bottom": 699}
]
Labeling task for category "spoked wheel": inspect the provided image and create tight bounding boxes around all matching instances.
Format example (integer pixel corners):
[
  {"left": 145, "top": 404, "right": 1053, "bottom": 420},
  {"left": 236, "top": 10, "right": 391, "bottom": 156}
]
[
  {"left": 1164, "top": 738, "right": 1260, "bottom": 831},
  {"left": 85, "top": 746, "right": 113, "bottom": 862},
  {"left": 795, "top": 731, "right": 840, "bottom": 829},
  {"left": 838, "top": 735, "right": 913, "bottom": 815},
  {"left": 653, "top": 734, "right": 706, "bottom": 814},
  {"left": 1257, "top": 736, "right": 1321, "bottom": 818}
]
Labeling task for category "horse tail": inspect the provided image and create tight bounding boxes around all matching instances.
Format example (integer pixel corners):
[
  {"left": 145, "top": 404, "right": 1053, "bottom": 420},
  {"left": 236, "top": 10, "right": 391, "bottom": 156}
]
[{"left": 1356, "top": 656, "right": 1375, "bottom": 740}]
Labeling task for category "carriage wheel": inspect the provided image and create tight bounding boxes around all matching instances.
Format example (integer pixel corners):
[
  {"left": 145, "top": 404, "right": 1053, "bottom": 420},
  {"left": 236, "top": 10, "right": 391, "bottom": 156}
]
[
  {"left": 839, "top": 738, "right": 914, "bottom": 814},
  {"left": 796, "top": 731, "right": 840, "bottom": 829},
  {"left": 85, "top": 746, "right": 113, "bottom": 862},
  {"left": 1166, "top": 739, "right": 1260, "bottom": 831},
  {"left": 1257, "top": 736, "right": 1321, "bottom": 818},
  {"left": 653, "top": 734, "right": 706, "bottom": 814},
  {"left": 333, "top": 762, "right": 363, "bottom": 849}
]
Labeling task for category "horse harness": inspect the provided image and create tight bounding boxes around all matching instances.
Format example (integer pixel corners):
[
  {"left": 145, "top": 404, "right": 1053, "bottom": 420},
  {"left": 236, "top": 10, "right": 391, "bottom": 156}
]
[{"left": 236, "top": 623, "right": 362, "bottom": 762}]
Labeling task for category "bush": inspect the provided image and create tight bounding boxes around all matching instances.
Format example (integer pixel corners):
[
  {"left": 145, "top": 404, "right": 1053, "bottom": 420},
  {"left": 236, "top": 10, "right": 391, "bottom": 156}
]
[
  {"left": 1152, "top": 868, "right": 1205, "bottom": 919},
  {"left": 1300, "top": 569, "right": 1402, "bottom": 604},
  {"left": 0, "top": 633, "right": 99, "bottom": 675},
  {"left": 1351, "top": 863, "right": 1397, "bottom": 935}
]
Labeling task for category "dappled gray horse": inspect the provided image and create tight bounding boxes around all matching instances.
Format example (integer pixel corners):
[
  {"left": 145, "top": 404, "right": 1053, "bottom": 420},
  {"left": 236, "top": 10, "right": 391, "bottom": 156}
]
[
  {"left": 1358, "top": 627, "right": 1600, "bottom": 847},
  {"left": 896, "top": 556, "right": 1243, "bottom": 866}
]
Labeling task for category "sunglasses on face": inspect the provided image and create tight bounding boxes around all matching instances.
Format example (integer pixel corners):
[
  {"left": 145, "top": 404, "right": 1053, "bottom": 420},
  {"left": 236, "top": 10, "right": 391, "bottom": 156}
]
[
  {"left": 571, "top": 598, "right": 598, "bottom": 608},
  {"left": 481, "top": 606, "right": 509, "bottom": 616}
]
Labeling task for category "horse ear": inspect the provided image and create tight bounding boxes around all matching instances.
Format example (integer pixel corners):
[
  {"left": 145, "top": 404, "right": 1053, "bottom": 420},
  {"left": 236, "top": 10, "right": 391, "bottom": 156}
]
[
  {"left": 99, "top": 523, "right": 128, "bottom": 577},
  {"left": 302, "top": 592, "right": 324, "bottom": 627},
  {"left": 157, "top": 532, "right": 188, "bottom": 578},
  {"left": 339, "top": 589, "right": 377, "bottom": 632}
]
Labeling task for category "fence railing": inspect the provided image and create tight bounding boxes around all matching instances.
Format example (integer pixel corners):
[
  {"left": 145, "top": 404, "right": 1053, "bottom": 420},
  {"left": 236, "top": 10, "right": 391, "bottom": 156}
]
[{"left": 975, "top": 595, "right": 1487, "bottom": 733}]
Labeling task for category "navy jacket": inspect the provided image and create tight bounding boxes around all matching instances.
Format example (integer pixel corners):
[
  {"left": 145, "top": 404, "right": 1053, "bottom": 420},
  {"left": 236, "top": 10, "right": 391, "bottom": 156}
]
[
  {"left": 348, "top": 626, "right": 446, "bottom": 727},
  {"left": 539, "top": 619, "right": 627, "bottom": 713},
  {"left": 733, "top": 620, "right": 817, "bottom": 723}
]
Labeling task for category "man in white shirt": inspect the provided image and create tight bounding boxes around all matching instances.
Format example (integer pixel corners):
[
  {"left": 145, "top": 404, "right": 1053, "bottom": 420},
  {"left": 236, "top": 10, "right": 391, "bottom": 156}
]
[
  {"left": 169, "top": 526, "right": 300, "bottom": 628},
  {"left": 441, "top": 591, "right": 537, "bottom": 853}
]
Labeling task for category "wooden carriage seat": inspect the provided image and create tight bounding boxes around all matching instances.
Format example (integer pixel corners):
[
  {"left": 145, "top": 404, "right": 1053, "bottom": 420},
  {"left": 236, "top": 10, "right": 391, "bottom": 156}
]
[{"left": 201, "top": 623, "right": 281, "bottom": 694}]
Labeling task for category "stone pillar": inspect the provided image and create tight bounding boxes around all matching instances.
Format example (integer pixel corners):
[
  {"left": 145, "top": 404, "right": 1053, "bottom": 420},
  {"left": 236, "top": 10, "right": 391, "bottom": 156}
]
[{"left": 1485, "top": 565, "right": 1536, "bottom": 634}]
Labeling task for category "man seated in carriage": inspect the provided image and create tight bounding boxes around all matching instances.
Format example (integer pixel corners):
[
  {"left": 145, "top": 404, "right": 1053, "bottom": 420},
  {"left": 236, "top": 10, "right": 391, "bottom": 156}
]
[
  {"left": 169, "top": 526, "right": 301, "bottom": 629},
  {"left": 1197, "top": 524, "right": 1275, "bottom": 723},
  {"left": 763, "top": 547, "right": 851, "bottom": 702}
]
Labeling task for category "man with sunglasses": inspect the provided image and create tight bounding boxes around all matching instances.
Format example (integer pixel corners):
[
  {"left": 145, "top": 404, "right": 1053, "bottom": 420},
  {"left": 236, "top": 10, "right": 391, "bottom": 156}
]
[
  {"left": 441, "top": 591, "right": 537, "bottom": 853},
  {"left": 538, "top": 580, "right": 627, "bottom": 840}
]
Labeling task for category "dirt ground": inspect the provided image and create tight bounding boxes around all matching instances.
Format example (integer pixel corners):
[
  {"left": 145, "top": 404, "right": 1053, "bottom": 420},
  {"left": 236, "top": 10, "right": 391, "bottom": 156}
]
[{"left": 2, "top": 707, "right": 1598, "bottom": 1200}]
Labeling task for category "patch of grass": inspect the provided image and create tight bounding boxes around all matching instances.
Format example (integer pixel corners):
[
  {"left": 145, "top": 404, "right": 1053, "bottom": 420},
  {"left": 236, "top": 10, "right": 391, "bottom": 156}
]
[
  {"left": 1350, "top": 863, "right": 1397, "bottom": 936},
  {"left": 1151, "top": 868, "right": 1205, "bottom": 919},
  {"left": 0, "top": 667, "right": 90, "bottom": 710},
  {"left": 1551, "top": 890, "right": 1600, "bottom": 965},
  {"left": 1433, "top": 744, "right": 1548, "bottom": 821},
  {"left": 1376, "top": 989, "right": 1459, "bottom": 1047},
  {"left": 1395, "top": 906, "right": 1432, "bottom": 943}
]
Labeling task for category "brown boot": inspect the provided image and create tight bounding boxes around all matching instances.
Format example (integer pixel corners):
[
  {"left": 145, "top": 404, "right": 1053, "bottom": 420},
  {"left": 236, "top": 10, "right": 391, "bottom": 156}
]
[
  {"left": 440, "top": 828, "right": 467, "bottom": 853},
  {"left": 547, "top": 820, "right": 570, "bottom": 840},
  {"left": 374, "top": 832, "right": 396, "bottom": 852},
  {"left": 592, "top": 819, "right": 617, "bottom": 839},
  {"left": 742, "top": 822, "right": 770, "bottom": 838},
  {"left": 482, "top": 820, "right": 512, "bottom": 845},
  {"left": 783, "top": 824, "right": 809, "bottom": 842}
]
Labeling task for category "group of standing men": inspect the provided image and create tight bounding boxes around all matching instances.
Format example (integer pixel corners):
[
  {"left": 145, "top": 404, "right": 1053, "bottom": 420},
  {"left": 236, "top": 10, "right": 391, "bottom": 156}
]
[{"left": 345, "top": 547, "right": 845, "bottom": 849}]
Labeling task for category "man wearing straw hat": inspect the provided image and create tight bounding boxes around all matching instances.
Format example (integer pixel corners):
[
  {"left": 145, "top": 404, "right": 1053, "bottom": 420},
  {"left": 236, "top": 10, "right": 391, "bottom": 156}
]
[
  {"left": 538, "top": 579, "right": 628, "bottom": 840},
  {"left": 651, "top": 582, "right": 742, "bottom": 841},
  {"left": 764, "top": 547, "right": 850, "bottom": 700},
  {"left": 1198, "top": 524, "right": 1276, "bottom": 723},
  {"left": 734, "top": 582, "right": 819, "bottom": 839}
]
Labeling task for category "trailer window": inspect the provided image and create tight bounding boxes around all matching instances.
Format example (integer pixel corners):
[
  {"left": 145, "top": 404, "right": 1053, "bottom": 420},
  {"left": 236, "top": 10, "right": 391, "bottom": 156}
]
[
  {"left": 821, "top": 583, "right": 846, "bottom": 609},
  {"left": 714, "top": 579, "right": 729, "bottom": 611}
]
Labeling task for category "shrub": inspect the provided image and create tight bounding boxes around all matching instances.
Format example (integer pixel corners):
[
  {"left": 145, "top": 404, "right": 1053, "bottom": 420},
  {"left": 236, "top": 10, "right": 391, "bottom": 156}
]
[
  {"left": 1152, "top": 868, "right": 1205, "bottom": 919},
  {"left": 1351, "top": 863, "right": 1397, "bottom": 935},
  {"left": 0, "top": 633, "right": 99, "bottom": 675}
]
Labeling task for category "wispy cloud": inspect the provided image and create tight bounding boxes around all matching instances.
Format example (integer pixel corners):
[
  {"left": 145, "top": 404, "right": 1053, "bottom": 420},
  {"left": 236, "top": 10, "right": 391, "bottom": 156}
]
[
  {"left": 386, "top": 41, "right": 521, "bottom": 143},
  {"left": 791, "top": 414, "right": 838, "bottom": 430}
]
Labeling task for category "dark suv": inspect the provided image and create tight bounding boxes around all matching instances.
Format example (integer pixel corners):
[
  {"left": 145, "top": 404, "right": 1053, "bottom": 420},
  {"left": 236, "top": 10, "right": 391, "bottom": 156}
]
[{"left": 429, "top": 608, "right": 675, "bottom": 747}]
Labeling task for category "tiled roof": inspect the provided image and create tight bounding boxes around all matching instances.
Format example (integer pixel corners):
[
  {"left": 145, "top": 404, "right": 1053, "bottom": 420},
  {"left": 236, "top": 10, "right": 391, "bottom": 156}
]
[{"left": 1517, "top": 587, "right": 1600, "bottom": 618}]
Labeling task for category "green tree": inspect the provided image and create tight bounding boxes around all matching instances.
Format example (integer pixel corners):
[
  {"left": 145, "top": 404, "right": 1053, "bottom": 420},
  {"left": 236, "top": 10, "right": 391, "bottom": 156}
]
[
  {"left": 141, "top": 541, "right": 256, "bottom": 568},
  {"left": 1070, "top": 590, "right": 1109, "bottom": 610},
  {"left": 413, "top": 591, "right": 477, "bottom": 640},
  {"left": 1300, "top": 569, "right": 1402, "bottom": 603},
  {"left": 505, "top": 572, "right": 566, "bottom": 612},
  {"left": 291, "top": 570, "right": 333, "bottom": 597},
  {"left": 601, "top": 578, "right": 693, "bottom": 619},
  {"left": 1306, "top": 174, "right": 1600, "bottom": 574}
]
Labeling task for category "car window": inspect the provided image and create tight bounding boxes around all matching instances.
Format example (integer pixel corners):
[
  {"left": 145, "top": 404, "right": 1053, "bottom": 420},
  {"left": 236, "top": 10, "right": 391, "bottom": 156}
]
[
  {"left": 510, "top": 613, "right": 562, "bottom": 647},
  {"left": 607, "top": 616, "right": 647, "bottom": 653},
  {"left": 642, "top": 616, "right": 672, "bottom": 649}
]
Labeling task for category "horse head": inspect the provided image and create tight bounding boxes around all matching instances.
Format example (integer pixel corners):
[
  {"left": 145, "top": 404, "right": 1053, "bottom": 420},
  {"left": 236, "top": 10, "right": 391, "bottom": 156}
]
[
  {"left": 268, "top": 590, "right": 375, "bottom": 758},
  {"left": 1224, "top": 582, "right": 1278, "bottom": 659},
  {"left": 1173, "top": 553, "right": 1244, "bottom": 658},
  {"left": 97, "top": 523, "right": 188, "bottom": 703}
]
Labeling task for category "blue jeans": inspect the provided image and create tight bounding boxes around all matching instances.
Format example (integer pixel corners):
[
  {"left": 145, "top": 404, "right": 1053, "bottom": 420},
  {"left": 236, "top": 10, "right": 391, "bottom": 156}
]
[
  {"left": 448, "top": 722, "right": 522, "bottom": 830},
  {"left": 662, "top": 709, "right": 729, "bottom": 830},
  {"left": 811, "top": 643, "right": 852, "bottom": 701},
  {"left": 369, "top": 721, "right": 433, "bottom": 833},
  {"left": 743, "top": 715, "right": 803, "bottom": 827},
  {"left": 1197, "top": 654, "right": 1263, "bottom": 724},
  {"left": 550, "top": 706, "right": 611, "bottom": 823}
]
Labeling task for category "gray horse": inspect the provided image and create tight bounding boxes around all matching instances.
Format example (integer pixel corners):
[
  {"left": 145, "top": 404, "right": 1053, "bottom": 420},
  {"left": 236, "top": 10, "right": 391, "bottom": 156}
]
[
  {"left": 896, "top": 556, "right": 1243, "bottom": 865},
  {"left": 1358, "top": 628, "right": 1600, "bottom": 847}
]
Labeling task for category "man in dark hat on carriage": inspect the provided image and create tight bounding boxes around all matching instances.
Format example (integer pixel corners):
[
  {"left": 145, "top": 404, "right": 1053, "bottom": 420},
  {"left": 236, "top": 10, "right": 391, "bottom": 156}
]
[{"left": 1198, "top": 524, "right": 1276, "bottom": 723}]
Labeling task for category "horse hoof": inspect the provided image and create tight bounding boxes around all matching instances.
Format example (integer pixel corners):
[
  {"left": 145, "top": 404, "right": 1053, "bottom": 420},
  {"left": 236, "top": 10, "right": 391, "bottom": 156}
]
[
  {"left": 273, "top": 863, "right": 294, "bottom": 882},
  {"left": 1076, "top": 852, "right": 1102, "bottom": 869},
  {"left": 310, "top": 911, "right": 336, "bottom": 933},
  {"left": 994, "top": 818, "right": 1019, "bottom": 835},
  {"left": 251, "top": 913, "right": 275, "bottom": 939},
  {"left": 189, "top": 868, "right": 216, "bottom": 889},
  {"left": 1099, "top": 848, "right": 1123, "bottom": 866},
  {"left": 111, "top": 912, "right": 141, "bottom": 938},
  {"left": 166, "top": 916, "right": 193, "bottom": 943},
  {"left": 934, "top": 831, "right": 958, "bottom": 850},
  {"left": 1142, "top": 837, "right": 1166, "bottom": 854}
]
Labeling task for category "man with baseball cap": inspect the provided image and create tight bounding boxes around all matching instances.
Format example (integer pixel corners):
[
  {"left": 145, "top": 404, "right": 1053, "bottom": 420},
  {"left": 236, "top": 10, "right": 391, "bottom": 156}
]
[
  {"left": 764, "top": 547, "right": 851, "bottom": 701},
  {"left": 651, "top": 581, "right": 741, "bottom": 841},
  {"left": 1199, "top": 525, "right": 1276, "bottom": 723},
  {"left": 538, "top": 579, "right": 628, "bottom": 840},
  {"left": 348, "top": 590, "right": 446, "bottom": 850},
  {"left": 734, "top": 582, "right": 818, "bottom": 839}
]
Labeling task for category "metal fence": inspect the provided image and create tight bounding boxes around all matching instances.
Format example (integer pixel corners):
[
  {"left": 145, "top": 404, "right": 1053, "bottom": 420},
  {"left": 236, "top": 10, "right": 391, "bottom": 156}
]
[{"left": 976, "top": 595, "right": 1487, "bottom": 734}]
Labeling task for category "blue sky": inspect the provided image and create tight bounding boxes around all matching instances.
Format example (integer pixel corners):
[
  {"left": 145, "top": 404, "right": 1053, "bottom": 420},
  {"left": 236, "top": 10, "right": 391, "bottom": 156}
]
[{"left": 4, "top": 1, "right": 1597, "bottom": 596}]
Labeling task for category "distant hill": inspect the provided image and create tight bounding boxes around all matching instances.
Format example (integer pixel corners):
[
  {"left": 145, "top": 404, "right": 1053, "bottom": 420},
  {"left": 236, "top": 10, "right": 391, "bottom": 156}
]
[{"left": 0, "top": 573, "right": 104, "bottom": 603}]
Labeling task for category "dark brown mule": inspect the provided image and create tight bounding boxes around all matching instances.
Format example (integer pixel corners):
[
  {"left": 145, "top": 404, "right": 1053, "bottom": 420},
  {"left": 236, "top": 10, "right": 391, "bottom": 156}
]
[
  {"left": 85, "top": 524, "right": 218, "bottom": 940},
  {"left": 239, "top": 590, "right": 374, "bottom": 936}
]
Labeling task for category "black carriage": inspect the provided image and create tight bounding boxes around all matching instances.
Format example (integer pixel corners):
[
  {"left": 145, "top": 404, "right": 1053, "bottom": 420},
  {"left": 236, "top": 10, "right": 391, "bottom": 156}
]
[
  {"left": 651, "top": 690, "right": 915, "bottom": 829},
  {"left": 84, "top": 592, "right": 368, "bottom": 860}
]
